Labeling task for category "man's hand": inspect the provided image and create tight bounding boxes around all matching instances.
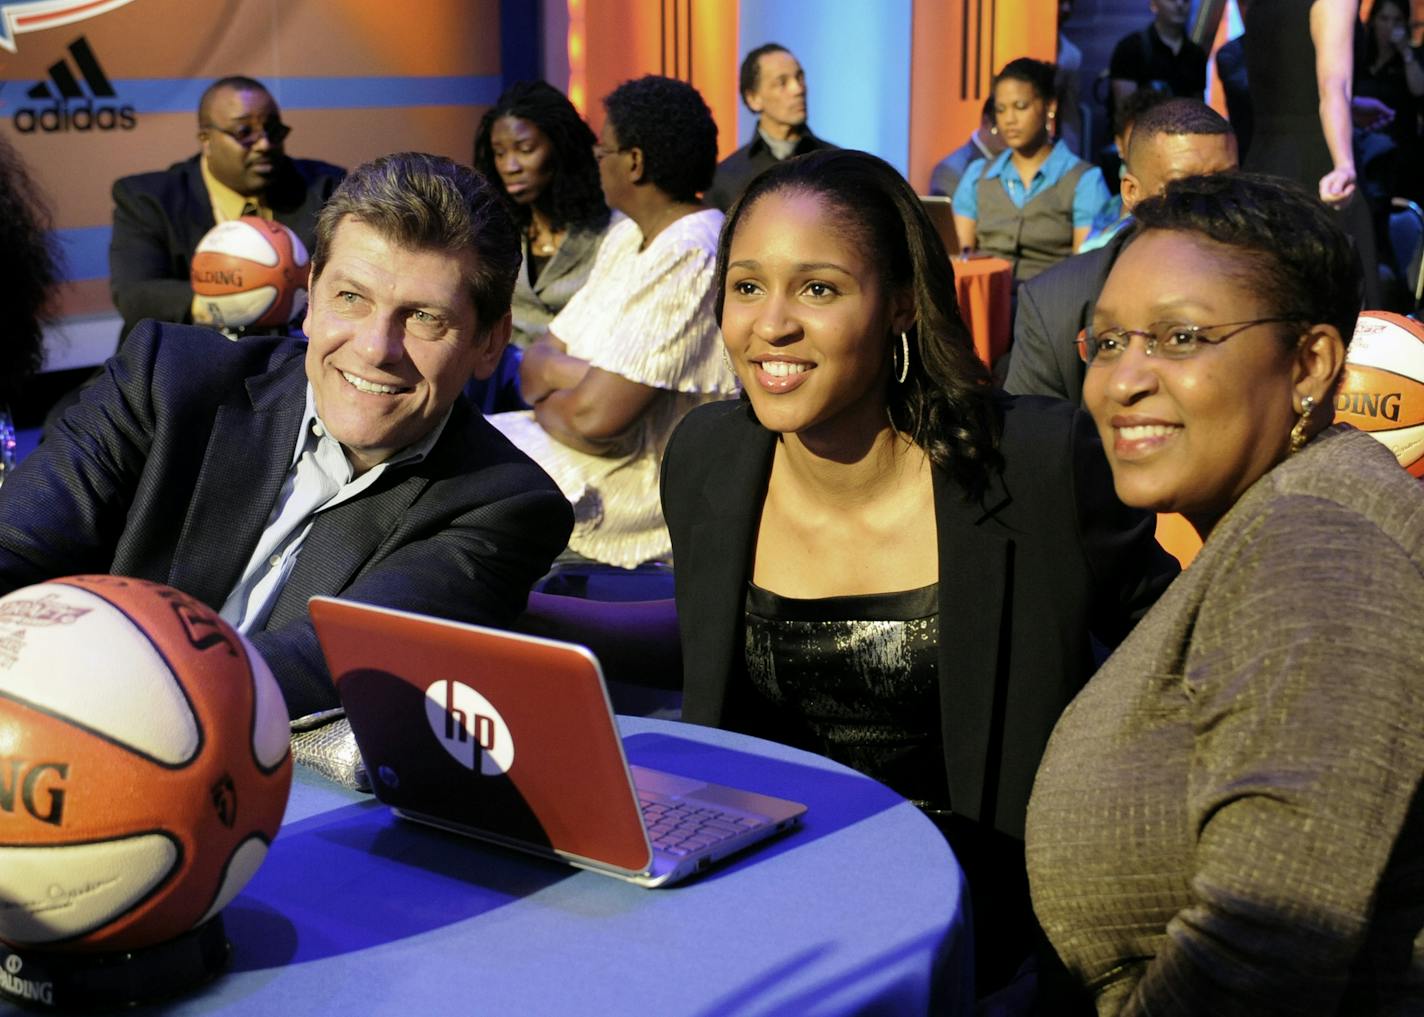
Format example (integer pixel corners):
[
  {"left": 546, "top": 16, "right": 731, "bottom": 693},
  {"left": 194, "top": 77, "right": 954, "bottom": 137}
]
[
  {"left": 190, "top": 294, "right": 217, "bottom": 326},
  {"left": 1319, "top": 163, "right": 1357, "bottom": 205}
]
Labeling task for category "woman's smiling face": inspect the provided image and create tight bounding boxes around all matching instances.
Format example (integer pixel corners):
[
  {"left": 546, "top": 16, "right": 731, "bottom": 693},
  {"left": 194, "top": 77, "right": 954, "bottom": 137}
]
[
  {"left": 720, "top": 189, "right": 912, "bottom": 443},
  {"left": 1083, "top": 228, "right": 1304, "bottom": 532}
]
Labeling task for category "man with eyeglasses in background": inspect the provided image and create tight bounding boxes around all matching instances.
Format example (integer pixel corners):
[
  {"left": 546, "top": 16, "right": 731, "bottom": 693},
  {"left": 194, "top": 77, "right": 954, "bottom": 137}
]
[{"left": 109, "top": 75, "right": 345, "bottom": 345}]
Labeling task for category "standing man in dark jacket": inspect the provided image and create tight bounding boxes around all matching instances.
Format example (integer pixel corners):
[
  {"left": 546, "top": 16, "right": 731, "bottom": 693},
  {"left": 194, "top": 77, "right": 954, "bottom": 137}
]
[
  {"left": 109, "top": 75, "right": 345, "bottom": 343},
  {"left": 704, "top": 44, "right": 834, "bottom": 211}
]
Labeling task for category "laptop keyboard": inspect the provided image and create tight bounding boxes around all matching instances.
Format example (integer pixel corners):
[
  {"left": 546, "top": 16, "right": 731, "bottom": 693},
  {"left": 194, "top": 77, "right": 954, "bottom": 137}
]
[{"left": 639, "top": 795, "right": 766, "bottom": 857}]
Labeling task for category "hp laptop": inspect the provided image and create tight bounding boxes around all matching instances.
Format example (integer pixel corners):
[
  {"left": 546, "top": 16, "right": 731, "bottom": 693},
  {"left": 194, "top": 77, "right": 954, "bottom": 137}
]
[{"left": 308, "top": 597, "right": 806, "bottom": 887}]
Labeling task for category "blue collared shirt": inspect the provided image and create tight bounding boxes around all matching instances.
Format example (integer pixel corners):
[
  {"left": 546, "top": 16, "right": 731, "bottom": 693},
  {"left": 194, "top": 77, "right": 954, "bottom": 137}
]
[
  {"left": 1079, "top": 207, "right": 1132, "bottom": 253},
  {"left": 219, "top": 384, "right": 452, "bottom": 634},
  {"left": 952, "top": 139, "right": 1110, "bottom": 229}
]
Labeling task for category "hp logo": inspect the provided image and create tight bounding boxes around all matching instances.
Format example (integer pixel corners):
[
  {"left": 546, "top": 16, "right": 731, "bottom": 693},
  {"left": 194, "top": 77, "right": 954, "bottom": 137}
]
[{"left": 424, "top": 681, "right": 514, "bottom": 775}]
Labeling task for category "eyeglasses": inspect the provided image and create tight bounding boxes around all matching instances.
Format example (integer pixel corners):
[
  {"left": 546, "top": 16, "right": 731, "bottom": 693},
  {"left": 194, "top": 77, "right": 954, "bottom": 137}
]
[
  {"left": 591, "top": 143, "right": 630, "bottom": 161},
  {"left": 202, "top": 117, "right": 291, "bottom": 147},
  {"left": 1076, "top": 316, "right": 1308, "bottom": 365}
]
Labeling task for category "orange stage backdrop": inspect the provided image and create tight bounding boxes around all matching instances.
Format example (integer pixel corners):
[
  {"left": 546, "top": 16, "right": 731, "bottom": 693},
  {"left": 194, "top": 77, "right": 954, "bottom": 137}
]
[
  {"left": 8, "top": 0, "right": 1064, "bottom": 372},
  {"left": 578, "top": 0, "right": 738, "bottom": 156},
  {"left": 909, "top": 0, "right": 1056, "bottom": 194}
]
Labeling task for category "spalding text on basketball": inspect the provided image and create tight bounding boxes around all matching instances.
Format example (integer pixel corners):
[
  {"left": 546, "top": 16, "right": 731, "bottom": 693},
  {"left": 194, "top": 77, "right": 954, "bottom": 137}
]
[
  {"left": 0, "top": 954, "right": 53, "bottom": 1007},
  {"left": 0, "top": 760, "right": 69, "bottom": 826},
  {"left": 192, "top": 268, "right": 244, "bottom": 288},
  {"left": 1337, "top": 390, "right": 1403, "bottom": 422}
]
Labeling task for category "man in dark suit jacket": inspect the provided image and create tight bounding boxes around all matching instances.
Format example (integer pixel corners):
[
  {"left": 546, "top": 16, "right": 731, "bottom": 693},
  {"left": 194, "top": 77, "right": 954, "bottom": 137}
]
[
  {"left": 1005, "top": 100, "right": 1237, "bottom": 402},
  {"left": 3, "top": 154, "right": 573, "bottom": 718},
  {"left": 109, "top": 75, "right": 345, "bottom": 342},
  {"left": 705, "top": 44, "right": 834, "bottom": 212}
]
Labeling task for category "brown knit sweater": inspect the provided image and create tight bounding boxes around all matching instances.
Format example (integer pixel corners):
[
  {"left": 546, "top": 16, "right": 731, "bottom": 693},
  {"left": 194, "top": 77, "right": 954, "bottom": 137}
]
[{"left": 1026, "top": 426, "right": 1424, "bottom": 1015}]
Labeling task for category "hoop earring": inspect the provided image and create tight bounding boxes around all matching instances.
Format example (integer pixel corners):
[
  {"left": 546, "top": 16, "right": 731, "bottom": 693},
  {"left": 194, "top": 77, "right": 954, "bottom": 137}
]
[
  {"left": 1288, "top": 394, "right": 1316, "bottom": 455},
  {"left": 892, "top": 332, "right": 910, "bottom": 385}
]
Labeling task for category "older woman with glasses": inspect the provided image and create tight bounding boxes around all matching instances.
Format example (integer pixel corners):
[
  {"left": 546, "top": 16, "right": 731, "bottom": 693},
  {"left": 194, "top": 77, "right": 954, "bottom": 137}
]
[{"left": 1026, "top": 172, "right": 1424, "bottom": 1015}]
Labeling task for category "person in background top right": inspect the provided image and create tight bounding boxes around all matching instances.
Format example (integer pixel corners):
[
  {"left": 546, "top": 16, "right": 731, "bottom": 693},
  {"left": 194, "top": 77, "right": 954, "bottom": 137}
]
[{"left": 1355, "top": 0, "right": 1424, "bottom": 203}]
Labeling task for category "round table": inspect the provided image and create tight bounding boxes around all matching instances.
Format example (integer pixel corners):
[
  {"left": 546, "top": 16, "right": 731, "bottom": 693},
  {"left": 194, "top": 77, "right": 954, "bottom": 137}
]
[
  {"left": 952, "top": 255, "right": 1014, "bottom": 367},
  {"left": 133, "top": 716, "right": 971, "bottom": 1016}
]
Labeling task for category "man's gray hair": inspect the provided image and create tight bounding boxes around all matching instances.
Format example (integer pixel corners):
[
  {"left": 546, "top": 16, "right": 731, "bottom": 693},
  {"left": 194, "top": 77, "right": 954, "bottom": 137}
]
[{"left": 311, "top": 152, "right": 521, "bottom": 332}]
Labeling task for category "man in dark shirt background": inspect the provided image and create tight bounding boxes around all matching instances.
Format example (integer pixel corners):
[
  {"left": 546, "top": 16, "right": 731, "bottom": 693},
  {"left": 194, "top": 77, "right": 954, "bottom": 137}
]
[
  {"left": 1108, "top": 0, "right": 1208, "bottom": 115},
  {"left": 704, "top": 44, "right": 833, "bottom": 212}
]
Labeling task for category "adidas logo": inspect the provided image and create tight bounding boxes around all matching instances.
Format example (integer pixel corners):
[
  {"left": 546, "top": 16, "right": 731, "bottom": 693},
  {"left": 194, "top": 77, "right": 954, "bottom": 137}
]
[{"left": 11, "top": 36, "right": 136, "bottom": 133}]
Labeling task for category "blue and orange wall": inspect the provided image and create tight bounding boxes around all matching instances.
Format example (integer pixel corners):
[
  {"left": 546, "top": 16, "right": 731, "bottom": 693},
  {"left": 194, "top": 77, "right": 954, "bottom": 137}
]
[{"left": 0, "top": 0, "right": 1054, "bottom": 370}]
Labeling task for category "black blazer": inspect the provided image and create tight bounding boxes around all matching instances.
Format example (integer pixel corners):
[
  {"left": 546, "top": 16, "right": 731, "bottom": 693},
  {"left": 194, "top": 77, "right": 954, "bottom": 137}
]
[
  {"left": 660, "top": 396, "right": 1176, "bottom": 839},
  {"left": 109, "top": 154, "right": 346, "bottom": 342},
  {"left": 0, "top": 321, "right": 573, "bottom": 718},
  {"left": 1002, "top": 228, "right": 1130, "bottom": 404}
]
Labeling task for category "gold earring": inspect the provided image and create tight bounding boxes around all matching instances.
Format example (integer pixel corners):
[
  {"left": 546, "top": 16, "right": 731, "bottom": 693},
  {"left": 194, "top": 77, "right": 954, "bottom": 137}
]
[{"left": 1288, "top": 394, "right": 1316, "bottom": 455}]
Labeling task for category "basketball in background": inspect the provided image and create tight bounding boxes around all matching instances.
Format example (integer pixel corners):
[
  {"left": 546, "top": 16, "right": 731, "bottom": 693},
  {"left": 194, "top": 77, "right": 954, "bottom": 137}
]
[
  {"left": 190, "top": 216, "right": 309, "bottom": 331},
  {"left": 1336, "top": 311, "right": 1424, "bottom": 477},
  {"left": 0, "top": 576, "right": 291, "bottom": 952}
]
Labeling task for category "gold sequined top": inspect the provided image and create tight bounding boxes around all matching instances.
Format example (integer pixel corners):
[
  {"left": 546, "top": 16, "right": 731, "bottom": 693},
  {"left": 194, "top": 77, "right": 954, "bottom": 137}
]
[{"left": 744, "top": 581, "right": 948, "bottom": 808}]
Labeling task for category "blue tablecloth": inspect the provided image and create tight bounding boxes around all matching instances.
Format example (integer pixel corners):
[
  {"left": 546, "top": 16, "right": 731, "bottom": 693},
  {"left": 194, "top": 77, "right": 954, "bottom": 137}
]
[{"left": 137, "top": 717, "right": 970, "bottom": 1016}]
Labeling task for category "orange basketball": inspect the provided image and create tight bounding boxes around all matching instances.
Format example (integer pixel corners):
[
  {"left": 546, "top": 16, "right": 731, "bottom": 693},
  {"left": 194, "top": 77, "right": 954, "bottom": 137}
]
[
  {"left": 1336, "top": 311, "right": 1424, "bottom": 477},
  {"left": 190, "top": 216, "right": 309, "bottom": 330},
  {"left": 0, "top": 576, "right": 291, "bottom": 952}
]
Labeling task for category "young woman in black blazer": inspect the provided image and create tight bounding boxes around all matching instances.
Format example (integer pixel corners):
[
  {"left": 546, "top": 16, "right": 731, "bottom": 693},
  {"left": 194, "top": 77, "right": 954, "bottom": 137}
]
[{"left": 659, "top": 149, "right": 1176, "bottom": 1004}]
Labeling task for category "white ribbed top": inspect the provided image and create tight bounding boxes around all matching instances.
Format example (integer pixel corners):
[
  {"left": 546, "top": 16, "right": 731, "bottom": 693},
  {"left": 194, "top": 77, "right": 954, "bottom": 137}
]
[{"left": 491, "top": 208, "right": 738, "bottom": 568}]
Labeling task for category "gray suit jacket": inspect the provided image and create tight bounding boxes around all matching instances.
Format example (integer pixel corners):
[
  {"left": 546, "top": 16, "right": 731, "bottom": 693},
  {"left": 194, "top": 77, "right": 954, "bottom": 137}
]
[
  {"left": 1003, "top": 228, "right": 1130, "bottom": 403},
  {"left": 510, "top": 223, "right": 606, "bottom": 348},
  {"left": 0, "top": 321, "right": 573, "bottom": 717}
]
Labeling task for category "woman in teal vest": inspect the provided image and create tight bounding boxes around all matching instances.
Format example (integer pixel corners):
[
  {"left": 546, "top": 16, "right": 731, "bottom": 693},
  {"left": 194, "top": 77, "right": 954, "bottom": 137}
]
[{"left": 953, "top": 58, "right": 1110, "bottom": 283}]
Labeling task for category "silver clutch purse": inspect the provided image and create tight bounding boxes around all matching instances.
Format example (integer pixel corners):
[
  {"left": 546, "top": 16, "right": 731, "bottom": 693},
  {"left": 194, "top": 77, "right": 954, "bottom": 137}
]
[{"left": 289, "top": 708, "right": 370, "bottom": 792}]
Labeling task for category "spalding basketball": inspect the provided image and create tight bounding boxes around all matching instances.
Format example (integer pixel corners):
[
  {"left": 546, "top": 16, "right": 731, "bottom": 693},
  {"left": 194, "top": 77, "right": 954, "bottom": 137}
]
[
  {"left": 190, "top": 216, "right": 309, "bottom": 330},
  {"left": 0, "top": 576, "right": 291, "bottom": 952},
  {"left": 1336, "top": 310, "right": 1424, "bottom": 477}
]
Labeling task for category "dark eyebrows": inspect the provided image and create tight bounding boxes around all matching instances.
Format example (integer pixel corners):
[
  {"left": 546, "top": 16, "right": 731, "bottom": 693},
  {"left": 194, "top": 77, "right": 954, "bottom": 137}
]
[{"left": 726, "top": 259, "right": 853, "bottom": 276}]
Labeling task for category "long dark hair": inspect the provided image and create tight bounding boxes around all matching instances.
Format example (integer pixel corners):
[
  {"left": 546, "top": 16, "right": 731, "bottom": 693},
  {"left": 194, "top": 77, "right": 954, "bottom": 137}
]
[
  {"left": 714, "top": 149, "right": 1002, "bottom": 495},
  {"left": 473, "top": 80, "right": 609, "bottom": 234},
  {"left": 0, "top": 136, "right": 60, "bottom": 403}
]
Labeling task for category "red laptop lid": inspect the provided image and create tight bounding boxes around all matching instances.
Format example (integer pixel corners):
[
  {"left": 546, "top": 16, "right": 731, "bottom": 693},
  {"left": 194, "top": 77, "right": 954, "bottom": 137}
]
[{"left": 309, "top": 598, "right": 652, "bottom": 872}]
